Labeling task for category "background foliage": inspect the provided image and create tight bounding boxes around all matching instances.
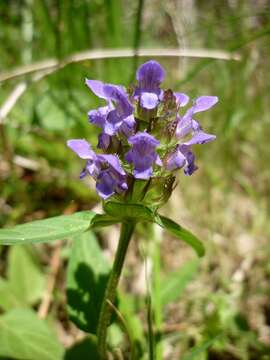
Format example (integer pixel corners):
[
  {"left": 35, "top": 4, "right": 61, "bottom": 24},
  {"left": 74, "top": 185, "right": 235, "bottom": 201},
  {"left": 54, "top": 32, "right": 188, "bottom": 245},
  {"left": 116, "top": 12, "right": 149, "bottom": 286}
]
[{"left": 0, "top": 0, "right": 270, "bottom": 359}]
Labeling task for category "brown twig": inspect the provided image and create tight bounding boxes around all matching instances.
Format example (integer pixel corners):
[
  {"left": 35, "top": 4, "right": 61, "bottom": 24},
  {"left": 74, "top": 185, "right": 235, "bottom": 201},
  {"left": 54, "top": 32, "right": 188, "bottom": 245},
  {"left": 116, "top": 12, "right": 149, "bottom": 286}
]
[
  {"left": 106, "top": 299, "right": 133, "bottom": 349},
  {"left": 38, "top": 240, "right": 62, "bottom": 319}
]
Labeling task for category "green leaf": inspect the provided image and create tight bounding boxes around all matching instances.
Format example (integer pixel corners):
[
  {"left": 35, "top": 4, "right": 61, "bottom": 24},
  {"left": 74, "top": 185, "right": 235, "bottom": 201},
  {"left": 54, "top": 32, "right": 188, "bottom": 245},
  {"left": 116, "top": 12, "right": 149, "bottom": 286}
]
[
  {"left": 103, "top": 202, "right": 205, "bottom": 256},
  {"left": 64, "top": 336, "right": 99, "bottom": 360},
  {"left": 0, "top": 278, "right": 21, "bottom": 311},
  {"left": 103, "top": 201, "right": 155, "bottom": 222},
  {"left": 7, "top": 246, "right": 45, "bottom": 306},
  {"left": 156, "top": 216, "right": 205, "bottom": 257},
  {"left": 160, "top": 259, "right": 199, "bottom": 306},
  {"left": 0, "top": 309, "right": 64, "bottom": 360},
  {"left": 0, "top": 211, "right": 95, "bottom": 245},
  {"left": 67, "top": 231, "right": 110, "bottom": 333}
]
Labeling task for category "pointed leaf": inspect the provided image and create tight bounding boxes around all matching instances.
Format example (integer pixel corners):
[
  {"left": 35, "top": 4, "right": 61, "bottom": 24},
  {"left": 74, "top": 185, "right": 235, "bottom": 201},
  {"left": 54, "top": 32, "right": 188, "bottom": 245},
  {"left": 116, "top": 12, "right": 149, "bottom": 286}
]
[
  {"left": 0, "top": 211, "right": 95, "bottom": 245},
  {"left": 7, "top": 246, "right": 45, "bottom": 305},
  {"left": 0, "top": 309, "right": 64, "bottom": 360},
  {"left": 67, "top": 231, "right": 110, "bottom": 333},
  {"left": 156, "top": 215, "right": 205, "bottom": 257},
  {"left": 0, "top": 278, "right": 21, "bottom": 311}
]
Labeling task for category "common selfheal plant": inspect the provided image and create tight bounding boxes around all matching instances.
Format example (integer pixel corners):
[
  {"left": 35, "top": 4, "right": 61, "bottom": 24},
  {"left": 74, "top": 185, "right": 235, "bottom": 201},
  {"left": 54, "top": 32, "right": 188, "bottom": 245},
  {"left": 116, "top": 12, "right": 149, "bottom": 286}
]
[
  {"left": 65, "top": 60, "right": 218, "bottom": 358},
  {"left": 0, "top": 60, "right": 218, "bottom": 360}
]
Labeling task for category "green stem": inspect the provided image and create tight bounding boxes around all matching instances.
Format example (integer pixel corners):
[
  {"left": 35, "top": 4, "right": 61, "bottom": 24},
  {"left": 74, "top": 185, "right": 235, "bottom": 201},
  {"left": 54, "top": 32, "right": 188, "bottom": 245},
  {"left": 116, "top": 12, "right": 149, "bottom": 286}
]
[{"left": 97, "top": 221, "right": 136, "bottom": 359}]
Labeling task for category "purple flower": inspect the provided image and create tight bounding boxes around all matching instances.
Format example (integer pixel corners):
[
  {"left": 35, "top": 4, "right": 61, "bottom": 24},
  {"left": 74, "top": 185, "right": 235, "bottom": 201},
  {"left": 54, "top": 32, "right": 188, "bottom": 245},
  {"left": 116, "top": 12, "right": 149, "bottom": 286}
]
[
  {"left": 67, "top": 139, "right": 128, "bottom": 199},
  {"left": 96, "top": 154, "right": 128, "bottom": 199},
  {"left": 176, "top": 96, "right": 218, "bottom": 139},
  {"left": 166, "top": 95, "right": 218, "bottom": 175},
  {"left": 166, "top": 144, "right": 198, "bottom": 176},
  {"left": 86, "top": 79, "right": 135, "bottom": 142},
  {"left": 166, "top": 122, "right": 215, "bottom": 176},
  {"left": 135, "top": 60, "right": 165, "bottom": 110},
  {"left": 125, "top": 132, "right": 162, "bottom": 179}
]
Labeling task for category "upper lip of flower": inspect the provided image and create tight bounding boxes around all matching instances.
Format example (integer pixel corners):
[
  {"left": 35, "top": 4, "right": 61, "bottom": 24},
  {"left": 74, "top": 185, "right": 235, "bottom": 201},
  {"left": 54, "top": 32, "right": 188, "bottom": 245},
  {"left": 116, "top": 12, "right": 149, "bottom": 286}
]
[{"left": 134, "top": 60, "right": 166, "bottom": 110}]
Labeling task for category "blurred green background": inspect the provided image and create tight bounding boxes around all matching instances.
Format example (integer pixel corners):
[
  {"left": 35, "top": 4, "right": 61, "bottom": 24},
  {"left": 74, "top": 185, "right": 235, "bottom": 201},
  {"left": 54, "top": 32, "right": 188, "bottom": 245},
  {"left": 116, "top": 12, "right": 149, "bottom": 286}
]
[{"left": 0, "top": 1, "right": 270, "bottom": 359}]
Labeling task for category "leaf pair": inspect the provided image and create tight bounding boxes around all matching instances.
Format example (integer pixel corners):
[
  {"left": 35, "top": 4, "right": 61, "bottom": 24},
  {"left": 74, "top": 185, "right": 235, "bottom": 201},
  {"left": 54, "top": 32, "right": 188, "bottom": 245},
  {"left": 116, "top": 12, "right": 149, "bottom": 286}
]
[
  {"left": 0, "top": 202, "right": 205, "bottom": 257},
  {"left": 102, "top": 201, "right": 205, "bottom": 257}
]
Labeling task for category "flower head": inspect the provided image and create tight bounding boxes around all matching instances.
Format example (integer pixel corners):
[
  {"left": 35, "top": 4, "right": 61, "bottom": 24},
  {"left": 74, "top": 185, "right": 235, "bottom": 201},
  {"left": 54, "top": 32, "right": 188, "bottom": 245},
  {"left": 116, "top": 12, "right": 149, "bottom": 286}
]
[{"left": 67, "top": 60, "right": 217, "bottom": 202}]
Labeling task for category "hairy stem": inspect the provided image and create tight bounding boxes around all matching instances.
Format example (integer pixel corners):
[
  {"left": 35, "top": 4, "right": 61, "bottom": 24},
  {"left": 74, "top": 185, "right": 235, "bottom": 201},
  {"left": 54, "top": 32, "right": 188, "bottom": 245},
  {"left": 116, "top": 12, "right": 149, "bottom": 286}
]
[{"left": 97, "top": 221, "right": 136, "bottom": 359}]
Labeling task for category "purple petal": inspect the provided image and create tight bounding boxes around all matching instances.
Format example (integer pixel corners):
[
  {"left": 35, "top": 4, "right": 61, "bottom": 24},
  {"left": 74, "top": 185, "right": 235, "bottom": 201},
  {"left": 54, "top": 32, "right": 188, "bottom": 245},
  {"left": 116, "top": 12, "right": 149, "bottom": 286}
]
[
  {"left": 99, "top": 154, "right": 126, "bottom": 176},
  {"left": 126, "top": 132, "right": 160, "bottom": 180},
  {"left": 179, "top": 146, "right": 198, "bottom": 176},
  {"left": 85, "top": 79, "right": 107, "bottom": 99},
  {"left": 125, "top": 151, "right": 155, "bottom": 178},
  {"left": 192, "top": 119, "right": 201, "bottom": 131},
  {"left": 140, "top": 92, "right": 159, "bottom": 109},
  {"left": 86, "top": 160, "right": 100, "bottom": 178},
  {"left": 96, "top": 170, "right": 116, "bottom": 199},
  {"left": 97, "top": 133, "right": 111, "bottom": 150},
  {"left": 127, "top": 152, "right": 156, "bottom": 178},
  {"left": 174, "top": 92, "right": 189, "bottom": 107},
  {"left": 103, "top": 84, "right": 133, "bottom": 117},
  {"left": 88, "top": 105, "right": 110, "bottom": 128},
  {"left": 104, "top": 110, "right": 122, "bottom": 135},
  {"left": 133, "top": 167, "right": 153, "bottom": 180},
  {"left": 136, "top": 60, "right": 165, "bottom": 93},
  {"left": 119, "top": 115, "right": 136, "bottom": 137},
  {"left": 184, "top": 131, "right": 216, "bottom": 145},
  {"left": 193, "top": 96, "right": 218, "bottom": 113},
  {"left": 128, "top": 132, "right": 160, "bottom": 148},
  {"left": 166, "top": 149, "right": 186, "bottom": 171},
  {"left": 125, "top": 149, "right": 133, "bottom": 163},
  {"left": 119, "top": 181, "right": 128, "bottom": 191},
  {"left": 175, "top": 109, "right": 193, "bottom": 139},
  {"left": 67, "top": 139, "right": 95, "bottom": 160},
  {"left": 155, "top": 155, "right": 163, "bottom": 166}
]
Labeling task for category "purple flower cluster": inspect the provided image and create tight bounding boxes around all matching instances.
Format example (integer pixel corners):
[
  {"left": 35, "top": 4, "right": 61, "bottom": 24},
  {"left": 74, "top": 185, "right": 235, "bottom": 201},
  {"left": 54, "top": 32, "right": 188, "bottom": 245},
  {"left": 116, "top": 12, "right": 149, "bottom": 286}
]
[{"left": 67, "top": 60, "right": 218, "bottom": 200}]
